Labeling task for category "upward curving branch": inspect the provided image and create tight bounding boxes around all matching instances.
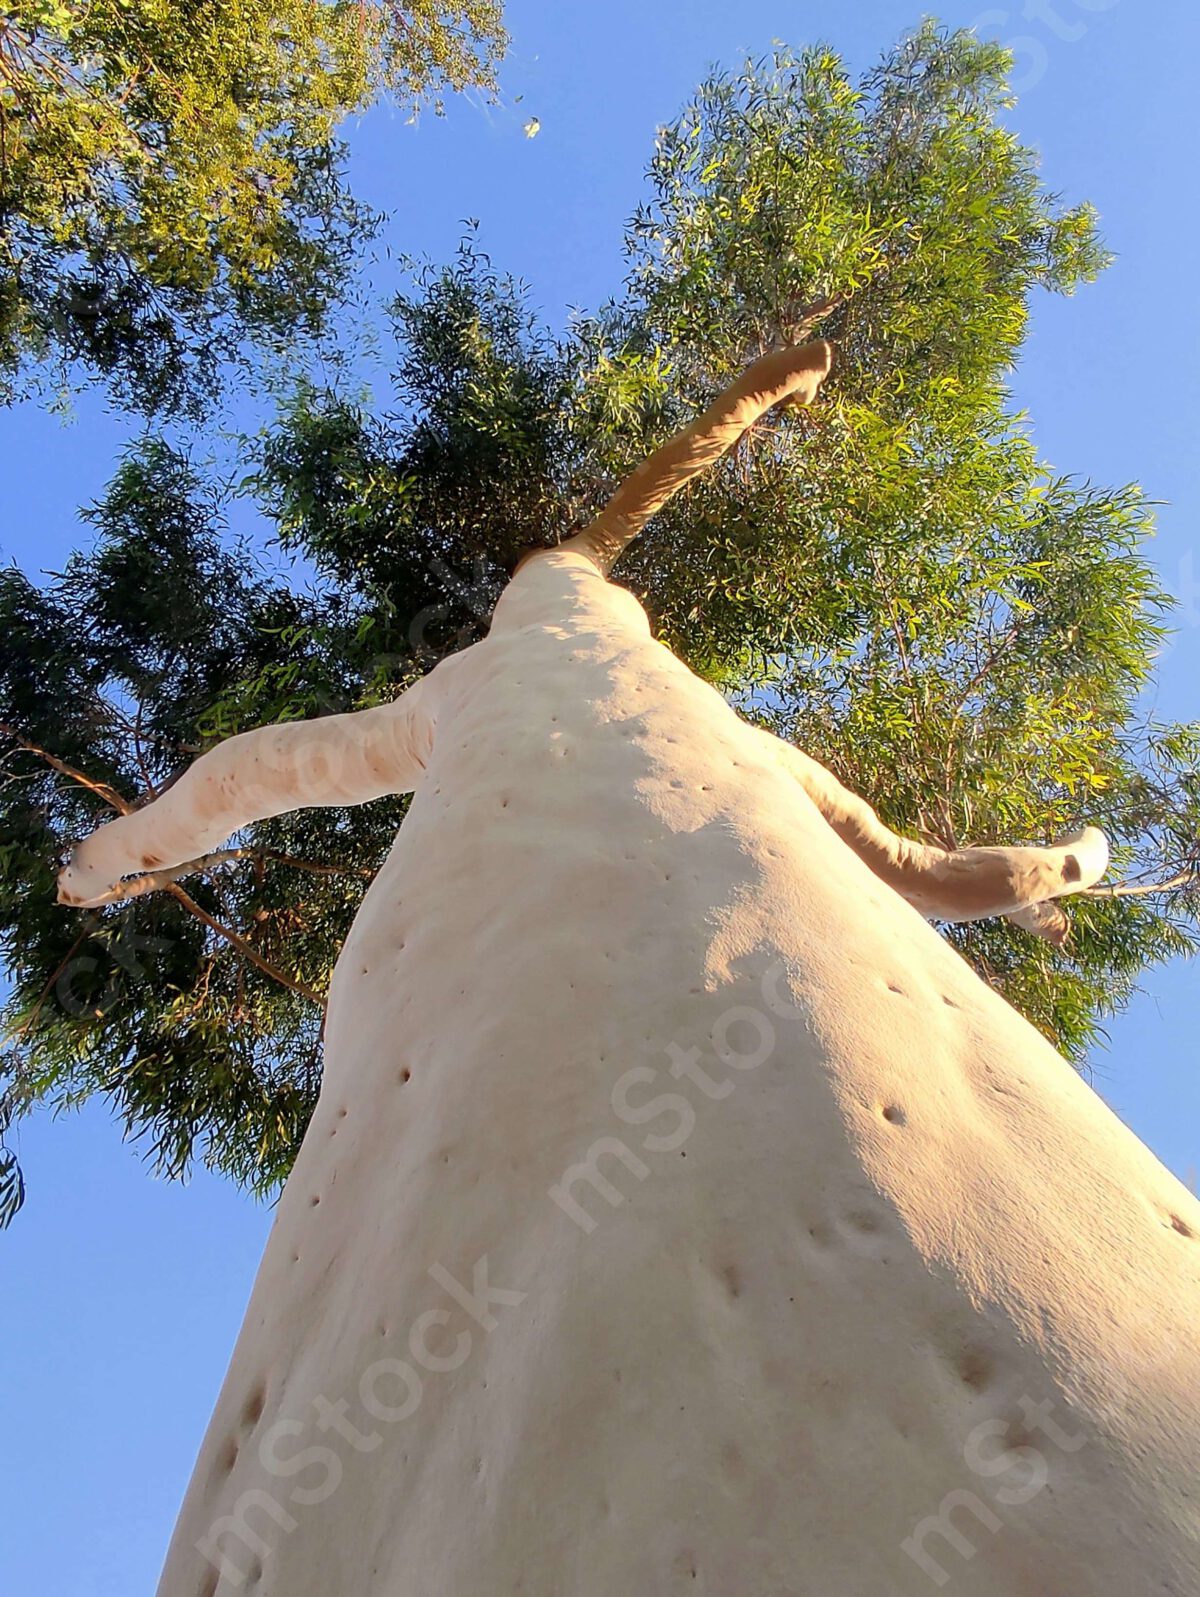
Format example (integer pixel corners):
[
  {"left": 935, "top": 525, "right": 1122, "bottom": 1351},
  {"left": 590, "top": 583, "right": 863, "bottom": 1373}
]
[
  {"left": 561, "top": 340, "right": 834, "bottom": 575},
  {"left": 769, "top": 734, "right": 1111, "bottom": 945}
]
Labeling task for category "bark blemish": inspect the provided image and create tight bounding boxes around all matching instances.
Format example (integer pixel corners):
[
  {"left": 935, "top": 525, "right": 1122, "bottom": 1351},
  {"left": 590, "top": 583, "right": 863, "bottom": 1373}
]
[
  {"left": 846, "top": 1209, "right": 880, "bottom": 1234},
  {"left": 956, "top": 1347, "right": 995, "bottom": 1392},
  {"left": 881, "top": 1103, "right": 907, "bottom": 1126},
  {"left": 241, "top": 1385, "right": 267, "bottom": 1427},
  {"left": 1168, "top": 1214, "right": 1195, "bottom": 1239}
]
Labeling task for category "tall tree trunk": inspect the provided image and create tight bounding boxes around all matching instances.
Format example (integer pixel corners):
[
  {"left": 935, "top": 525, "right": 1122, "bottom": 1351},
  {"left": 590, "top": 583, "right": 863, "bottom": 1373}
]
[{"left": 61, "top": 355, "right": 1199, "bottom": 1596}]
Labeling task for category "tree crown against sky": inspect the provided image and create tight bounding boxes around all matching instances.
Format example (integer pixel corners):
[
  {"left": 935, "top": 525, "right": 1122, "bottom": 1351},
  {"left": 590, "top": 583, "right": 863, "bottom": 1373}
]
[
  {"left": 0, "top": 0, "right": 505, "bottom": 416},
  {"left": 1, "top": 22, "right": 1196, "bottom": 1226}
]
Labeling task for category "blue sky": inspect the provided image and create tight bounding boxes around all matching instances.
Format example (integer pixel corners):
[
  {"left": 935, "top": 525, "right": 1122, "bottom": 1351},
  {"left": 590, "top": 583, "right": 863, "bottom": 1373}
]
[{"left": 2, "top": 2, "right": 1197, "bottom": 1591}]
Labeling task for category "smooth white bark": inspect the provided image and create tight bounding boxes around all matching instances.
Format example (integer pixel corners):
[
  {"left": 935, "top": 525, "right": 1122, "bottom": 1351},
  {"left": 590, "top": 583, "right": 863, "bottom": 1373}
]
[
  {"left": 62, "top": 549, "right": 1195, "bottom": 1597},
  {"left": 55, "top": 337, "right": 1197, "bottom": 1593}
]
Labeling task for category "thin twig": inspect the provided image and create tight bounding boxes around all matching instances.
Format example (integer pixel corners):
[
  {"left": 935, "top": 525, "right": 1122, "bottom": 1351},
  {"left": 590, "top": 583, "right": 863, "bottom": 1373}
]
[
  {"left": 131, "top": 700, "right": 156, "bottom": 800},
  {"left": 12, "top": 927, "right": 93, "bottom": 1040},
  {"left": 1084, "top": 869, "right": 1198, "bottom": 901},
  {"left": 76, "top": 846, "right": 374, "bottom": 905},
  {"left": 0, "top": 721, "right": 131, "bottom": 813},
  {"left": 166, "top": 884, "right": 324, "bottom": 1006}
]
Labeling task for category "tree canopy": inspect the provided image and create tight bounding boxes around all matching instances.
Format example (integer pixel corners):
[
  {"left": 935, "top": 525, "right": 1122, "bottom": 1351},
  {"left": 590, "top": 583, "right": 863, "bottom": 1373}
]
[
  {"left": 2, "top": 23, "right": 1196, "bottom": 1225},
  {"left": 0, "top": 0, "right": 505, "bottom": 415}
]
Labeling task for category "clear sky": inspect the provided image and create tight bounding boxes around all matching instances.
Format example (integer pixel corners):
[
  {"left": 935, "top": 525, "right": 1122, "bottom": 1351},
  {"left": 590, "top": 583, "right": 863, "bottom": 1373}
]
[{"left": 2, "top": 2, "right": 1197, "bottom": 1591}]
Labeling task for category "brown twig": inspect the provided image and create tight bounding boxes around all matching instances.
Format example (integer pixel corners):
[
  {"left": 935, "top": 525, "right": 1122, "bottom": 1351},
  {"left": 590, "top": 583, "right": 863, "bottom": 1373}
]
[
  {"left": 166, "top": 884, "right": 324, "bottom": 1006},
  {"left": 11, "top": 927, "right": 93, "bottom": 1040},
  {"left": 0, "top": 721, "right": 132, "bottom": 813},
  {"left": 75, "top": 846, "right": 374, "bottom": 905}
]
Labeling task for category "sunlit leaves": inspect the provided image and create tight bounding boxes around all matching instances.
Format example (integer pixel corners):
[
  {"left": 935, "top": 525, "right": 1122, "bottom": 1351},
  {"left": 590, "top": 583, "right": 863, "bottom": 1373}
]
[
  {"left": 629, "top": 22, "right": 1109, "bottom": 414},
  {"left": 0, "top": 0, "right": 506, "bottom": 414}
]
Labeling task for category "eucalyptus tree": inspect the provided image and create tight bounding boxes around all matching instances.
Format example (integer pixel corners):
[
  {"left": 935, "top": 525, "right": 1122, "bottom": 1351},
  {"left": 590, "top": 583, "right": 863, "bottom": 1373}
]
[
  {"left": 1, "top": 24, "right": 1194, "bottom": 1225},
  {"left": 61, "top": 341, "right": 1200, "bottom": 1597}
]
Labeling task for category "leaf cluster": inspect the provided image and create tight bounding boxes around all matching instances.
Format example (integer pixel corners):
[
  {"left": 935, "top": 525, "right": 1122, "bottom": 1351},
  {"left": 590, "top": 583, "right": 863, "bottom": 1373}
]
[{"left": 0, "top": 0, "right": 505, "bottom": 414}]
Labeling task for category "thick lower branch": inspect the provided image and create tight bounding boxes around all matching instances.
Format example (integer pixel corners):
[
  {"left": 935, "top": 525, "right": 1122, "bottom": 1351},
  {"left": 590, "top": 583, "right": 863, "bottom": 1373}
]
[
  {"left": 770, "top": 733, "right": 1110, "bottom": 940},
  {"left": 3, "top": 722, "right": 333, "bottom": 1006}
]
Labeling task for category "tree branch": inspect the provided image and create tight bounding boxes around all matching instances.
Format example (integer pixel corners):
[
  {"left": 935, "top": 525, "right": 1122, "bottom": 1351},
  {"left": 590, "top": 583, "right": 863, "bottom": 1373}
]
[
  {"left": 12, "top": 927, "right": 94, "bottom": 1039},
  {"left": 0, "top": 721, "right": 131, "bottom": 813},
  {"left": 560, "top": 340, "right": 834, "bottom": 575},
  {"left": 165, "top": 884, "right": 324, "bottom": 1006},
  {"left": 1, "top": 722, "right": 336, "bottom": 1007},
  {"left": 1084, "top": 869, "right": 1198, "bottom": 900},
  {"left": 74, "top": 846, "right": 374, "bottom": 905}
]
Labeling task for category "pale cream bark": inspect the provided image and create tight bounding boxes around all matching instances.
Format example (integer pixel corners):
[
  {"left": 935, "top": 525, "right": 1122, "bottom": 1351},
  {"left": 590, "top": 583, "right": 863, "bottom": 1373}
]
[
  {"left": 770, "top": 737, "right": 1109, "bottom": 941},
  {"left": 57, "top": 351, "right": 1199, "bottom": 1596},
  {"left": 57, "top": 691, "right": 435, "bottom": 909}
]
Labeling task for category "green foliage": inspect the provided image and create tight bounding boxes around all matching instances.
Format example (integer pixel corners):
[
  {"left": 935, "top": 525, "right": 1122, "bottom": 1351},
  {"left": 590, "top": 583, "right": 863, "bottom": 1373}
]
[
  {"left": 0, "top": 0, "right": 505, "bottom": 414},
  {"left": 1, "top": 440, "right": 409, "bottom": 1199},
  {"left": 2, "top": 23, "right": 1195, "bottom": 1223},
  {"left": 627, "top": 24, "right": 1109, "bottom": 403}
]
